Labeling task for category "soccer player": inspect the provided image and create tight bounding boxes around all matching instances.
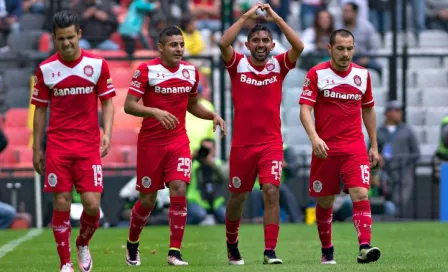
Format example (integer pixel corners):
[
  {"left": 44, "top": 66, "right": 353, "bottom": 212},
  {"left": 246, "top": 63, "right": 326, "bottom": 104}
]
[
  {"left": 299, "top": 29, "right": 381, "bottom": 264},
  {"left": 218, "top": 3, "right": 304, "bottom": 265},
  {"left": 31, "top": 11, "right": 116, "bottom": 272},
  {"left": 123, "top": 26, "right": 226, "bottom": 266}
]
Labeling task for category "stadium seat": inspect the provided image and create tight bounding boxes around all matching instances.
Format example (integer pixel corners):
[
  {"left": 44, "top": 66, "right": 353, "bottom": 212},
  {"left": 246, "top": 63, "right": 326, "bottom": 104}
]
[
  {"left": 5, "top": 87, "right": 32, "bottom": 108},
  {"left": 422, "top": 88, "right": 448, "bottom": 107},
  {"left": 110, "top": 68, "right": 133, "bottom": 88},
  {"left": 39, "top": 32, "right": 52, "bottom": 52},
  {"left": 19, "top": 13, "right": 46, "bottom": 31},
  {"left": 411, "top": 126, "right": 425, "bottom": 144},
  {"left": 283, "top": 125, "right": 310, "bottom": 146},
  {"left": 15, "top": 146, "right": 33, "bottom": 167},
  {"left": 283, "top": 68, "right": 306, "bottom": 88},
  {"left": 406, "top": 88, "right": 422, "bottom": 107},
  {"left": 3, "top": 68, "right": 34, "bottom": 89},
  {"left": 406, "top": 107, "right": 425, "bottom": 126},
  {"left": 114, "top": 108, "right": 142, "bottom": 128},
  {"left": 415, "top": 69, "right": 448, "bottom": 88},
  {"left": 282, "top": 88, "right": 300, "bottom": 109},
  {"left": 424, "top": 108, "right": 447, "bottom": 126},
  {"left": 7, "top": 30, "right": 45, "bottom": 51},
  {"left": 89, "top": 49, "right": 130, "bottom": 68},
  {"left": 369, "top": 69, "right": 382, "bottom": 88},
  {"left": 112, "top": 128, "right": 139, "bottom": 146},
  {"left": 372, "top": 88, "right": 387, "bottom": 106},
  {"left": 4, "top": 127, "right": 31, "bottom": 146},
  {"left": 101, "top": 147, "right": 126, "bottom": 168},
  {"left": 121, "top": 145, "right": 137, "bottom": 165},
  {"left": 0, "top": 146, "right": 17, "bottom": 167},
  {"left": 4, "top": 108, "right": 29, "bottom": 128},
  {"left": 425, "top": 125, "right": 440, "bottom": 145}
]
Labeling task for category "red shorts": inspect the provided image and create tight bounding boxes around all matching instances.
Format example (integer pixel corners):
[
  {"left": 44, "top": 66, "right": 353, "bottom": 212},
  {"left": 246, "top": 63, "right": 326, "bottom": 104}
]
[
  {"left": 309, "top": 153, "right": 370, "bottom": 197},
  {"left": 44, "top": 154, "right": 103, "bottom": 193},
  {"left": 136, "top": 140, "right": 191, "bottom": 193},
  {"left": 229, "top": 143, "right": 284, "bottom": 193}
]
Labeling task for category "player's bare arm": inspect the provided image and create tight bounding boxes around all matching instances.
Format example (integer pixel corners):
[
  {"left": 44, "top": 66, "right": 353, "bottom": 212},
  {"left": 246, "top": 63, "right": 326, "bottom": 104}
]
[
  {"left": 32, "top": 106, "right": 47, "bottom": 175},
  {"left": 261, "top": 3, "right": 304, "bottom": 62},
  {"left": 218, "top": 2, "right": 264, "bottom": 62},
  {"left": 100, "top": 98, "right": 114, "bottom": 157},
  {"left": 187, "top": 96, "right": 227, "bottom": 138},
  {"left": 124, "top": 94, "right": 179, "bottom": 130},
  {"left": 362, "top": 107, "right": 379, "bottom": 166},
  {"left": 300, "top": 104, "right": 329, "bottom": 159}
]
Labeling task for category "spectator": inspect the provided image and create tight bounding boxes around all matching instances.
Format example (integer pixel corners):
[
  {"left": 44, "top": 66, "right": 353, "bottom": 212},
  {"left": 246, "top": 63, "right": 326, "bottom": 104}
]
[
  {"left": 339, "top": 0, "right": 369, "bottom": 21},
  {"left": 23, "top": 0, "right": 45, "bottom": 14},
  {"left": 368, "top": 0, "right": 392, "bottom": 36},
  {"left": 299, "top": 0, "right": 328, "bottom": 30},
  {"left": 118, "top": 0, "right": 159, "bottom": 58},
  {"left": 299, "top": 10, "right": 334, "bottom": 70},
  {"left": 0, "top": 201, "right": 16, "bottom": 229},
  {"left": 436, "top": 115, "right": 448, "bottom": 161},
  {"left": 189, "top": 0, "right": 220, "bottom": 32},
  {"left": 187, "top": 138, "right": 226, "bottom": 225},
  {"left": 396, "top": 0, "right": 425, "bottom": 38},
  {"left": 265, "top": 0, "right": 289, "bottom": 39},
  {"left": 186, "top": 84, "right": 215, "bottom": 154},
  {"left": 0, "top": 0, "right": 22, "bottom": 46},
  {"left": 72, "top": 0, "right": 119, "bottom": 50},
  {"left": 426, "top": 0, "right": 448, "bottom": 32},
  {"left": 180, "top": 15, "right": 205, "bottom": 56},
  {"left": 338, "top": 2, "right": 382, "bottom": 77},
  {"left": 376, "top": 100, "right": 420, "bottom": 216}
]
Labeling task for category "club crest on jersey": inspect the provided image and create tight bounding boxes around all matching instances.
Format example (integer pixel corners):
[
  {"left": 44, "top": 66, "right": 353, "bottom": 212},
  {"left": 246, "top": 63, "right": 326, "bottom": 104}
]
[
  {"left": 142, "top": 176, "right": 151, "bottom": 188},
  {"left": 182, "top": 69, "right": 190, "bottom": 79},
  {"left": 303, "top": 78, "right": 310, "bottom": 87},
  {"left": 83, "top": 65, "right": 94, "bottom": 77},
  {"left": 133, "top": 70, "right": 140, "bottom": 79},
  {"left": 313, "top": 180, "right": 322, "bottom": 193},
  {"left": 353, "top": 75, "right": 362, "bottom": 86},
  {"left": 232, "top": 177, "right": 241, "bottom": 188},
  {"left": 266, "top": 63, "right": 275, "bottom": 71},
  {"left": 48, "top": 173, "right": 58, "bottom": 187}
]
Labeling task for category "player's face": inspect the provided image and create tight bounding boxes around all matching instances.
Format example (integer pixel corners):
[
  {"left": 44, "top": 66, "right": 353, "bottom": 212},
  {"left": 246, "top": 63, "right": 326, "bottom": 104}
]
[
  {"left": 53, "top": 25, "right": 81, "bottom": 61},
  {"left": 158, "top": 35, "right": 185, "bottom": 67},
  {"left": 328, "top": 35, "right": 354, "bottom": 71},
  {"left": 245, "top": 31, "right": 275, "bottom": 63}
]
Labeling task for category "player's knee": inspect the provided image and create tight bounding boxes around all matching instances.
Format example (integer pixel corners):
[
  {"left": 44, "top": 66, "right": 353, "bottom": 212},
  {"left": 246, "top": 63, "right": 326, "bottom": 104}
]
[
  {"left": 169, "top": 180, "right": 187, "bottom": 196},
  {"left": 53, "top": 193, "right": 72, "bottom": 211},
  {"left": 317, "top": 195, "right": 336, "bottom": 209},
  {"left": 229, "top": 192, "right": 247, "bottom": 206},
  {"left": 349, "top": 187, "right": 369, "bottom": 202},
  {"left": 83, "top": 201, "right": 100, "bottom": 214},
  {"left": 262, "top": 184, "right": 279, "bottom": 207},
  {"left": 140, "top": 193, "right": 157, "bottom": 209}
]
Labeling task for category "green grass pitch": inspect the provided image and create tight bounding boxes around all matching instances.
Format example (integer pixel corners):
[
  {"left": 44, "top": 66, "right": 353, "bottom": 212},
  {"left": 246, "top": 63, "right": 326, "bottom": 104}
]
[{"left": 0, "top": 222, "right": 447, "bottom": 271}]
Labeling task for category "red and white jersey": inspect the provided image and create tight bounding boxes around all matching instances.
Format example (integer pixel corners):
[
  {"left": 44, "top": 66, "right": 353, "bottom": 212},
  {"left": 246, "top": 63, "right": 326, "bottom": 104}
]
[
  {"left": 31, "top": 50, "right": 116, "bottom": 157},
  {"left": 225, "top": 49, "right": 296, "bottom": 147},
  {"left": 128, "top": 58, "right": 199, "bottom": 144},
  {"left": 299, "top": 61, "right": 374, "bottom": 156}
]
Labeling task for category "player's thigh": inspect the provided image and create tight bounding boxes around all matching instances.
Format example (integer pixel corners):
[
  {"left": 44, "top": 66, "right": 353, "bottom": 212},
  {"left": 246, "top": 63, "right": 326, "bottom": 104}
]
[
  {"left": 136, "top": 143, "right": 166, "bottom": 193},
  {"left": 258, "top": 144, "right": 284, "bottom": 186},
  {"left": 165, "top": 141, "right": 192, "bottom": 186},
  {"left": 74, "top": 155, "right": 103, "bottom": 193},
  {"left": 229, "top": 146, "right": 258, "bottom": 192},
  {"left": 309, "top": 155, "right": 343, "bottom": 197},
  {"left": 44, "top": 155, "right": 74, "bottom": 193},
  {"left": 341, "top": 153, "right": 371, "bottom": 191}
]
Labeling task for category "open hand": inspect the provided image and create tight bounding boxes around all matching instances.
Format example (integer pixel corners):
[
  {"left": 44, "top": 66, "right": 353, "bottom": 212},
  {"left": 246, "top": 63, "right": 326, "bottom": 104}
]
[
  {"left": 100, "top": 134, "right": 110, "bottom": 157},
  {"left": 153, "top": 108, "right": 180, "bottom": 130},
  {"left": 33, "top": 149, "right": 45, "bottom": 175},
  {"left": 311, "top": 136, "right": 329, "bottom": 159},
  {"left": 369, "top": 147, "right": 380, "bottom": 167},
  {"left": 213, "top": 114, "right": 227, "bottom": 138}
]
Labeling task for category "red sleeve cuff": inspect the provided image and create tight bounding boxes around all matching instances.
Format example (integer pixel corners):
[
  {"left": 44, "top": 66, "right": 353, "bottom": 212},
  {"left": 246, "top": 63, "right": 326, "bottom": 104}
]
[
  {"left": 99, "top": 91, "right": 116, "bottom": 101},
  {"left": 284, "top": 50, "right": 296, "bottom": 70},
  {"left": 361, "top": 100, "right": 375, "bottom": 108},
  {"left": 299, "top": 97, "right": 316, "bottom": 106},
  {"left": 128, "top": 89, "right": 144, "bottom": 98},
  {"left": 30, "top": 98, "right": 49, "bottom": 107}
]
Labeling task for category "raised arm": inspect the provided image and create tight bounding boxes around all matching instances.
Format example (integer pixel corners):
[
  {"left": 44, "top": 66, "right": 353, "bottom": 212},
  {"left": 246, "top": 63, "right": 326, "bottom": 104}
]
[
  {"left": 263, "top": 4, "right": 304, "bottom": 63},
  {"left": 218, "top": 3, "right": 263, "bottom": 62}
]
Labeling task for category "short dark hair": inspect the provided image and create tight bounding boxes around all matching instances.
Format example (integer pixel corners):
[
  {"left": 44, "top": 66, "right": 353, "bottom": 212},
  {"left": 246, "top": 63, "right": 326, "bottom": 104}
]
[
  {"left": 247, "top": 24, "right": 272, "bottom": 42},
  {"left": 329, "top": 29, "right": 355, "bottom": 45},
  {"left": 158, "top": 26, "right": 183, "bottom": 44},
  {"left": 345, "top": 2, "right": 359, "bottom": 13},
  {"left": 52, "top": 10, "right": 79, "bottom": 34}
]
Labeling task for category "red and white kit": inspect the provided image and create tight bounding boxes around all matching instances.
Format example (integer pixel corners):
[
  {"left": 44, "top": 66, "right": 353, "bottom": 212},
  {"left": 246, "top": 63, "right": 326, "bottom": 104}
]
[
  {"left": 31, "top": 50, "right": 116, "bottom": 193},
  {"left": 128, "top": 58, "right": 199, "bottom": 192},
  {"left": 299, "top": 61, "right": 375, "bottom": 197},
  {"left": 225, "top": 49, "right": 296, "bottom": 192}
]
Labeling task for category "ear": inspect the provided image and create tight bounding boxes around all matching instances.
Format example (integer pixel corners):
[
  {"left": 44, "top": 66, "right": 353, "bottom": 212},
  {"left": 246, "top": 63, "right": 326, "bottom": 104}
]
[
  {"left": 244, "top": 41, "right": 249, "bottom": 50},
  {"left": 271, "top": 42, "right": 275, "bottom": 51},
  {"left": 157, "top": 42, "right": 163, "bottom": 52},
  {"left": 327, "top": 43, "right": 331, "bottom": 54},
  {"left": 78, "top": 28, "right": 82, "bottom": 39}
]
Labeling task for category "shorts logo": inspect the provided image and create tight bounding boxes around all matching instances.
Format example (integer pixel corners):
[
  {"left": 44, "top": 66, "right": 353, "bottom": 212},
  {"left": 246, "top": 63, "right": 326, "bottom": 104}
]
[
  {"left": 353, "top": 75, "right": 362, "bottom": 86},
  {"left": 313, "top": 180, "right": 322, "bottom": 193},
  {"left": 232, "top": 177, "right": 241, "bottom": 188},
  {"left": 142, "top": 176, "right": 151, "bottom": 188},
  {"left": 133, "top": 70, "right": 141, "bottom": 79},
  {"left": 182, "top": 69, "right": 190, "bottom": 79},
  {"left": 48, "top": 173, "right": 58, "bottom": 187},
  {"left": 83, "top": 65, "right": 94, "bottom": 77}
]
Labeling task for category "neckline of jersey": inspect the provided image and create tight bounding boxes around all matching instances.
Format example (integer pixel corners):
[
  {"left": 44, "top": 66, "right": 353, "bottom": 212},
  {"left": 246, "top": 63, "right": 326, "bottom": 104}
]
[
  {"left": 328, "top": 61, "right": 353, "bottom": 78},
  {"left": 56, "top": 49, "right": 85, "bottom": 68},
  {"left": 247, "top": 56, "right": 268, "bottom": 72},
  {"left": 157, "top": 57, "right": 181, "bottom": 73}
]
